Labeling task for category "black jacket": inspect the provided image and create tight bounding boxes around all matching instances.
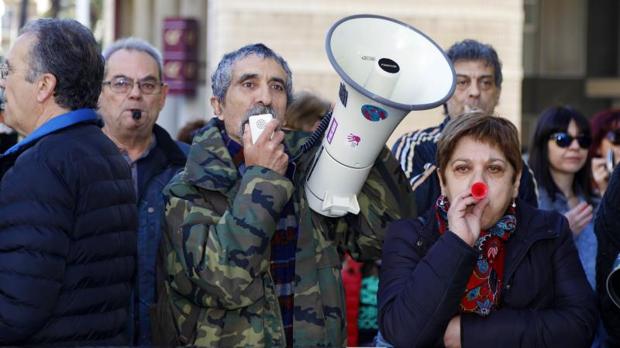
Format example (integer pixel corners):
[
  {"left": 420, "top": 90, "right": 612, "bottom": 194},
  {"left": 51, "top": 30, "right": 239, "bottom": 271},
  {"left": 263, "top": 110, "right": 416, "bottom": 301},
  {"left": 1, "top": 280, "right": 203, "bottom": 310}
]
[
  {"left": 595, "top": 164, "right": 620, "bottom": 346},
  {"left": 0, "top": 110, "right": 137, "bottom": 345},
  {"left": 379, "top": 201, "right": 598, "bottom": 348}
]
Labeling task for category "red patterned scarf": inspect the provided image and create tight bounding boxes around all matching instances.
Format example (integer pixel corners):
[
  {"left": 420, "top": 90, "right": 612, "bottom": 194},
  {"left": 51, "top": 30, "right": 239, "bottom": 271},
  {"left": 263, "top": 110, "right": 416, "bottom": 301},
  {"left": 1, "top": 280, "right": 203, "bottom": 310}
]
[{"left": 435, "top": 195, "right": 516, "bottom": 316}]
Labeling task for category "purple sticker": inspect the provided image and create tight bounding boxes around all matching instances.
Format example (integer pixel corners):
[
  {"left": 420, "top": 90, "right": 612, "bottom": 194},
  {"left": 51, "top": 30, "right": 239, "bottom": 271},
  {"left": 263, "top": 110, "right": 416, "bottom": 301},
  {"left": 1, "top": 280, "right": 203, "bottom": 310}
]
[
  {"left": 361, "top": 104, "right": 388, "bottom": 122},
  {"left": 327, "top": 118, "right": 338, "bottom": 144}
]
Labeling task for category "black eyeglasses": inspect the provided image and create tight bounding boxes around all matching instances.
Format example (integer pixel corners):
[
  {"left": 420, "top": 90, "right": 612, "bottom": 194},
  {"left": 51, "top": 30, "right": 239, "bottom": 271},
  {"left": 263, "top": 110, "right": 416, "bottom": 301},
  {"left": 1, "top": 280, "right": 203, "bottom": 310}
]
[
  {"left": 102, "top": 76, "right": 163, "bottom": 95},
  {"left": 549, "top": 132, "right": 592, "bottom": 149},
  {"left": 606, "top": 129, "right": 620, "bottom": 145}
]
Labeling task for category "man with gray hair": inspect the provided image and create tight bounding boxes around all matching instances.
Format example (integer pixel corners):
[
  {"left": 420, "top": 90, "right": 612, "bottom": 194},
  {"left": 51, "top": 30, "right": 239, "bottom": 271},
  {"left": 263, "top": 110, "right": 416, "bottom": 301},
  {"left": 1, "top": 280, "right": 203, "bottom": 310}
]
[
  {"left": 0, "top": 19, "right": 137, "bottom": 345},
  {"left": 154, "top": 43, "right": 414, "bottom": 346},
  {"left": 98, "top": 37, "right": 189, "bottom": 345}
]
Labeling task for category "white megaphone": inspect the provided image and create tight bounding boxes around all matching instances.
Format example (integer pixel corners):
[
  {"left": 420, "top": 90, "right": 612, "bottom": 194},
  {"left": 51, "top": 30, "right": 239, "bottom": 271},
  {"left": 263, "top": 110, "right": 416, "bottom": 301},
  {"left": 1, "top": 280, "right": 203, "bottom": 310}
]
[{"left": 305, "top": 14, "right": 456, "bottom": 217}]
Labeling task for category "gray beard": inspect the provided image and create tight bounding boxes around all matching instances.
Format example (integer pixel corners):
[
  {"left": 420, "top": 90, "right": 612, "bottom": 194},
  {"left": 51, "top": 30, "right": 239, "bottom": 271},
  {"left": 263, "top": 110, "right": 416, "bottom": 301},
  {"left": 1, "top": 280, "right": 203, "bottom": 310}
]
[{"left": 239, "top": 104, "right": 276, "bottom": 139}]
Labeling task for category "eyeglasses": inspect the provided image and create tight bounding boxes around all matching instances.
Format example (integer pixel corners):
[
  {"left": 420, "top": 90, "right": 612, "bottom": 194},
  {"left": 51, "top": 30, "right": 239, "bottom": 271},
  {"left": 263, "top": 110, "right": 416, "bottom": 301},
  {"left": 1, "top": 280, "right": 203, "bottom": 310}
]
[
  {"left": 549, "top": 132, "right": 592, "bottom": 149},
  {"left": 102, "top": 76, "right": 163, "bottom": 95},
  {"left": 606, "top": 129, "right": 620, "bottom": 145}
]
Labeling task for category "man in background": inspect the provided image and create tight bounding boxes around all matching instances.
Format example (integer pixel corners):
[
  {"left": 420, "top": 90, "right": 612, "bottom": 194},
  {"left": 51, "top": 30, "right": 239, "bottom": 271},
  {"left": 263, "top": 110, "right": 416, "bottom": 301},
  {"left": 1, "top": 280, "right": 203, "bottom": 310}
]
[
  {"left": 98, "top": 37, "right": 188, "bottom": 345},
  {"left": 392, "top": 39, "right": 538, "bottom": 216}
]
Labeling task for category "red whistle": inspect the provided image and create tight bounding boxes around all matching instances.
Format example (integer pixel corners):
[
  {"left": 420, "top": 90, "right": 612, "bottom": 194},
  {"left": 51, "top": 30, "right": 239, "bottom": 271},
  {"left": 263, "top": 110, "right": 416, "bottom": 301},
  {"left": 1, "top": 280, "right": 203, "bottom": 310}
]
[{"left": 471, "top": 182, "right": 488, "bottom": 200}]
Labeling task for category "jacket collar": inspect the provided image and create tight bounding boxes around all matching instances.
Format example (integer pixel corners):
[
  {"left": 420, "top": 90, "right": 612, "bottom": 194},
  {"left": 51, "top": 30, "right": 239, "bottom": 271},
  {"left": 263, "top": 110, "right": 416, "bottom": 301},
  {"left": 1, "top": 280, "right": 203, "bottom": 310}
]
[
  {"left": 181, "top": 117, "right": 309, "bottom": 194},
  {"left": 152, "top": 123, "right": 188, "bottom": 166},
  {"left": 1, "top": 108, "right": 98, "bottom": 158}
]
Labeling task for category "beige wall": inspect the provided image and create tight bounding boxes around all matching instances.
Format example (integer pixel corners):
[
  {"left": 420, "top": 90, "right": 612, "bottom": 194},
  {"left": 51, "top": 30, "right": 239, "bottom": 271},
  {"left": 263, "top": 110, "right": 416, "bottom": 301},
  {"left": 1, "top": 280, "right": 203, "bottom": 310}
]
[
  {"left": 100, "top": 0, "right": 524, "bottom": 141},
  {"left": 205, "top": 0, "right": 524, "bottom": 147}
]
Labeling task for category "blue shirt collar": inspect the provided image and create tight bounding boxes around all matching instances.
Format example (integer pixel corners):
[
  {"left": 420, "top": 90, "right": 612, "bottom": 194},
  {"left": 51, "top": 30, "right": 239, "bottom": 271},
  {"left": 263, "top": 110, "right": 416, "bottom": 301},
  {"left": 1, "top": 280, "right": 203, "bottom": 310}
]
[{"left": 2, "top": 108, "right": 98, "bottom": 157}]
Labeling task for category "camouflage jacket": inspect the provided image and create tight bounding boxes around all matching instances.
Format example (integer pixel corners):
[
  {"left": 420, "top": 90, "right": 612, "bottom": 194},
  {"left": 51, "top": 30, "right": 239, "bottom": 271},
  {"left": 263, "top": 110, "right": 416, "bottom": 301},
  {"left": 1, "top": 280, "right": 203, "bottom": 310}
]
[{"left": 161, "top": 118, "right": 414, "bottom": 347}]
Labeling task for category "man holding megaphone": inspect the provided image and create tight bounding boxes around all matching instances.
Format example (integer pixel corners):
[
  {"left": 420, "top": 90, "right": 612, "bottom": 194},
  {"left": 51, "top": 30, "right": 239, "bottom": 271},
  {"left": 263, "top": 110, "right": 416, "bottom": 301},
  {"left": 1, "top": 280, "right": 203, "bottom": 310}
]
[{"left": 155, "top": 42, "right": 414, "bottom": 347}]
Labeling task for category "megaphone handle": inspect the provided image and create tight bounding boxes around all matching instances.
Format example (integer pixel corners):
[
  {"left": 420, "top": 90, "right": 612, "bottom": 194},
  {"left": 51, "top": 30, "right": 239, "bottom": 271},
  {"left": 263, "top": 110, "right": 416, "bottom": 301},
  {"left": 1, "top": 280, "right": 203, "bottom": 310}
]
[{"left": 291, "top": 110, "right": 333, "bottom": 162}]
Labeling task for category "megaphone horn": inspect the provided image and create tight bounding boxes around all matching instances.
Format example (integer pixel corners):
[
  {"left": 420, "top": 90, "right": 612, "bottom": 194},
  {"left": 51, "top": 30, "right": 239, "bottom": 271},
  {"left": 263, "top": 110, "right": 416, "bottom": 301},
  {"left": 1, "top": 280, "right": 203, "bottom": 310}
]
[{"left": 304, "top": 14, "right": 456, "bottom": 217}]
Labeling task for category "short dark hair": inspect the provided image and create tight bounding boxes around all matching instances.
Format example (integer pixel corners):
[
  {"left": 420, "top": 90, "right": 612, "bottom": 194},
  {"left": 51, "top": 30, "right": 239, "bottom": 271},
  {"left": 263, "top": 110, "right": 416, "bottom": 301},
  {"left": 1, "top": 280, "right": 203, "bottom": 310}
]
[
  {"left": 211, "top": 43, "right": 293, "bottom": 105},
  {"left": 528, "top": 105, "right": 594, "bottom": 202},
  {"left": 446, "top": 39, "right": 503, "bottom": 88},
  {"left": 20, "top": 18, "right": 104, "bottom": 110},
  {"left": 437, "top": 112, "right": 523, "bottom": 184}
]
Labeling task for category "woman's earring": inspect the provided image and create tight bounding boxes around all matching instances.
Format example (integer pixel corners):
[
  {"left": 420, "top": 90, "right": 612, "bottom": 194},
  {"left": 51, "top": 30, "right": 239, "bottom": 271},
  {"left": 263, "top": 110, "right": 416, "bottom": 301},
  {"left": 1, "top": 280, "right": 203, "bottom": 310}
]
[{"left": 511, "top": 199, "right": 516, "bottom": 208}]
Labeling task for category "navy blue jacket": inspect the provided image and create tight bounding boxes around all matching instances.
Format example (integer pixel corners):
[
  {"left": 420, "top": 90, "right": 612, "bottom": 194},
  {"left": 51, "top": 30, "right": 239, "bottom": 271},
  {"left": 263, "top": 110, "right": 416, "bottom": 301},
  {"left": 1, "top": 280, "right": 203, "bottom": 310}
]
[
  {"left": 0, "top": 109, "right": 137, "bottom": 345},
  {"left": 595, "top": 165, "right": 620, "bottom": 346},
  {"left": 379, "top": 201, "right": 598, "bottom": 348},
  {"left": 131, "top": 124, "right": 188, "bottom": 345},
  {"left": 391, "top": 117, "right": 539, "bottom": 216}
]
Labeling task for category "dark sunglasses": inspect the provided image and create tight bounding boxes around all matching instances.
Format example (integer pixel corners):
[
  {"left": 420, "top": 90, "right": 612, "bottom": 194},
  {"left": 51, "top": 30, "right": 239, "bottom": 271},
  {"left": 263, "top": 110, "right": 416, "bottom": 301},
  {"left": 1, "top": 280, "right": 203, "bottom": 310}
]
[
  {"left": 549, "top": 132, "right": 591, "bottom": 149},
  {"left": 606, "top": 129, "right": 620, "bottom": 145}
]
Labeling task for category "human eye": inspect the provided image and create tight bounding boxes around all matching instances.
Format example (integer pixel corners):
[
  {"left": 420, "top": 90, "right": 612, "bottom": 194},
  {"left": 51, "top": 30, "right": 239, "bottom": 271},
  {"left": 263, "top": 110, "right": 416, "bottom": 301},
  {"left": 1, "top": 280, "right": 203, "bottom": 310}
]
[
  {"left": 454, "top": 164, "right": 470, "bottom": 174},
  {"left": 480, "top": 78, "right": 494, "bottom": 90},
  {"left": 456, "top": 77, "right": 470, "bottom": 89},
  {"left": 241, "top": 80, "right": 255, "bottom": 88},
  {"left": 488, "top": 164, "right": 505, "bottom": 174},
  {"left": 271, "top": 82, "right": 285, "bottom": 91},
  {"left": 140, "top": 81, "right": 157, "bottom": 92},
  {"left": 113, "top": 77, "right": 131, "bottom": 88}
]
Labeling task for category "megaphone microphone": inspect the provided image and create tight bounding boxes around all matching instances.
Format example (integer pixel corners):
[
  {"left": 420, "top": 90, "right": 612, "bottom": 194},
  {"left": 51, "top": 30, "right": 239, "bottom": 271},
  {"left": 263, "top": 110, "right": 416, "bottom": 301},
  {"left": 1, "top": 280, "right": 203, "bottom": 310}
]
[{"left": 304, "top": 14, "right": 456, "bottom": 217}]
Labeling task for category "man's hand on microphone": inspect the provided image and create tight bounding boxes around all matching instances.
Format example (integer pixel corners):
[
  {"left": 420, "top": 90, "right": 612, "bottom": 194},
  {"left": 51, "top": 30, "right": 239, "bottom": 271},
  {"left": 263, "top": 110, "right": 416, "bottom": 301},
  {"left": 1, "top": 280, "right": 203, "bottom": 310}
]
[{"left": 243, "top": 119, "right": 288, "bottom": 176}]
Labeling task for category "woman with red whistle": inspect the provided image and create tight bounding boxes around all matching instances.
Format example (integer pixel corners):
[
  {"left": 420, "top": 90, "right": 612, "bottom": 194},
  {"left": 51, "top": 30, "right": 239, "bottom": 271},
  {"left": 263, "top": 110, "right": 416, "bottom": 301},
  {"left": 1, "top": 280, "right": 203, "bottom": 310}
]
[{"left": 378, "top": 113, "right": 597, "bottom": 348}]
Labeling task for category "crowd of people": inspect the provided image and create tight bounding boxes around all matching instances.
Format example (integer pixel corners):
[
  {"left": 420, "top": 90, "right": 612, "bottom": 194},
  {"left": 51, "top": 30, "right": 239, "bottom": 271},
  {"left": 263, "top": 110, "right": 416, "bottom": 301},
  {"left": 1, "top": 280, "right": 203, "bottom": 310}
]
[{"left": 0, "top": 17, "right": 618, "bottom": 348}]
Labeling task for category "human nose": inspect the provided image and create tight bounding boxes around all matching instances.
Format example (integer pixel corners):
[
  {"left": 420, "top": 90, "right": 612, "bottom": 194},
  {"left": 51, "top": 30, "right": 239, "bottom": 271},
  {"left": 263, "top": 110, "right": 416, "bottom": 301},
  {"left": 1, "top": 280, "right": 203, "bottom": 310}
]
[
  {"left": 255, "top": 84, "right": 272, "bottom": 106},
  {"left": 468, "top": 80, "right": 481, "bottom": 97},
  {"left": 568, "top": 137, "right": 581, "bottom": 150},
  {"left": 470, "top": 168, "right": 486, "bottom": 186},
  {"left": 127, "top": 80, "right": 142, "bottom": 98}
]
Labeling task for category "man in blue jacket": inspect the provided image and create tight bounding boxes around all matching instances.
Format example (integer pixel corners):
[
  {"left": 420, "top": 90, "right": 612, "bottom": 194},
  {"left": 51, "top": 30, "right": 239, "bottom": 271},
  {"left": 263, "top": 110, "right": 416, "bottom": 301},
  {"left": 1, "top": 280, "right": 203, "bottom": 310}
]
[
  {"left": 98, "top": 37, "right": 188, "bottom": 345},
  {"left": 0, "top": 19, "right": 137, "bottom": 345}
]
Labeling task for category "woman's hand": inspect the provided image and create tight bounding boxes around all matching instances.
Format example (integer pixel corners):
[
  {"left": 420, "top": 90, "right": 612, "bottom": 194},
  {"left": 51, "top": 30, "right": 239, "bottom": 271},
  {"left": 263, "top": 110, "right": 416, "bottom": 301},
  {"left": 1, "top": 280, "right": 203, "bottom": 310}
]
[
  {"left": 564, "top": 201, "right": 593, "bottom": 237},
  {"left": 591, "top": 157, "right": 610, "bottom": 195},
  {"left": 443, "top": 315, "right": 462, "bottom": 348},
  {"left": 447, "top": 191, "right": 489, "bottom": 246}
]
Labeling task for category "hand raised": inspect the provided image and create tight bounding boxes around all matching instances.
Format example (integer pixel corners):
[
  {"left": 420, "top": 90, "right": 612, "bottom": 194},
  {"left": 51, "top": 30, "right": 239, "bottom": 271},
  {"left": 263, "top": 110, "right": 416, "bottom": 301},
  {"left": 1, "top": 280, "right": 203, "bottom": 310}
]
[
  {"left": 564, "top": 201, "right": 593, "bottom": 237},
  {"left": 243, "top": 120, "right": 289, "bottom": 176},
  {"left": 447, "top": 191, "right": 489, "bottom": 246},
  {"left": 591, "top": 157, "right": 609, "bottom": 194}
]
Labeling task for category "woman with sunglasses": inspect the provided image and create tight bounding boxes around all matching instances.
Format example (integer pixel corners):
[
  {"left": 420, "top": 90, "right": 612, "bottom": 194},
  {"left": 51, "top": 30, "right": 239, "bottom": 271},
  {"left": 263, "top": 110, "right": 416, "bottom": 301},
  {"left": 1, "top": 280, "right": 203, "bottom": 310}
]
[
  {"left": 589, "top": 109, "right": 620, "bottom": 196},
  {"left": 529, "top": 106, "right": 606, "bottom": 347}
]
